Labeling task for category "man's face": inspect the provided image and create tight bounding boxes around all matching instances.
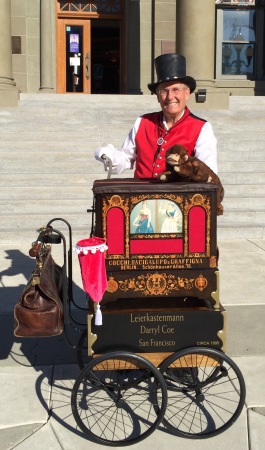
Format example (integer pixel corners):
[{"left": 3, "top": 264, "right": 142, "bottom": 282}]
[{"left": 156, "top": 81, "right": 190, "bottom": 117}]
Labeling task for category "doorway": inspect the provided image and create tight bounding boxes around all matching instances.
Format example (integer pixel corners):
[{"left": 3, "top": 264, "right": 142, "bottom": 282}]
[
  {"left": 91, "top": 20, "right": 120, "bottom": 94},
  {"left": 57, "top": 18, "right": 121, "bottom": 94}
]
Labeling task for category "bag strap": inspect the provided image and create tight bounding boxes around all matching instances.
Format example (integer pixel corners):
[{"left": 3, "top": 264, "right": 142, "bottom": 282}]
[
  {"left": 28, "top": 227, "right": 54, "bottom": 285},
  {"left": 29, "top": 227, "right": 52, "bottom": 256}
]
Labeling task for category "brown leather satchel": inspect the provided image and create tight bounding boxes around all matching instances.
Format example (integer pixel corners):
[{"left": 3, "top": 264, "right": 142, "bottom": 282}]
[{"left": 14, "top": 245, "right": 64, "bottom": 337}]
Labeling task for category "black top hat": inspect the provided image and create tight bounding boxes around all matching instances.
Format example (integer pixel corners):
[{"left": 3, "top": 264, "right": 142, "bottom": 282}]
[{"left": 148, "top": 54, "right": 196, "bottom": 94}]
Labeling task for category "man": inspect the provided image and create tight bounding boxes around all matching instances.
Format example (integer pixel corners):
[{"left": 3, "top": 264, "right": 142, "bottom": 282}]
[{"left": 95, "top": 53, "right": 217, "bottom": 177}]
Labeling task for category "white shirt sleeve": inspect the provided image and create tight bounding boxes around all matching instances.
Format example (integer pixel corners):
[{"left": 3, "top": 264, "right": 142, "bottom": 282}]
[
  {"left": 194, "top": 122, "right": 218, "bottom": 174},
  {"left": 94, "top": 117, "right": 141, "bottom": 174}
]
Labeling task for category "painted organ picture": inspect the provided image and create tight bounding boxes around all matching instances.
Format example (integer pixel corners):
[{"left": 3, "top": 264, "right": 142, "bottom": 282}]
[{"left": 130, "top": 200, "right": 183, "bottom": 235}]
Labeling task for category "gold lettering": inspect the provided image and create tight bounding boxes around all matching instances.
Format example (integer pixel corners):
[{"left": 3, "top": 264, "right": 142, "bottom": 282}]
[
  {"left": 131, "top": 313, "right": 184, "bottom": 323},
  {"left": 140, "top": 325, "right": 160, "bottom": 335},
  {"left": 139, "top": 339, "right": 149, "bottom": 347},
  {"left": 162, "top": 325, "right": 174, "bottom": 334},
  {"left": 109, "top": 256, "right": 204, "bottom": 270},
  {"left": 150, "top": 339, "right": 176, "bottom": 347}
]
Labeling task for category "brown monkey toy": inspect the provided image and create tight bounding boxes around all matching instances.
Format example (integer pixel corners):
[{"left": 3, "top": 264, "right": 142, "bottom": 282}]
[{"left": 158, "top": 144, "right": 224, "bottom": 215}]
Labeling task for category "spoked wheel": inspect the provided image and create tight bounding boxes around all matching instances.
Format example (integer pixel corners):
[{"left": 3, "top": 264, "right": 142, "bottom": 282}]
[
  {"left": 71, "top": 351, "right": 168, "bottom": 446},
  {"left": 158, "top": 347, "right": 246, "bottom": 439}
]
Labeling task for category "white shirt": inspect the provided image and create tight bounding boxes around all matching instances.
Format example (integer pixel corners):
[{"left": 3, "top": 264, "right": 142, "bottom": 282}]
[{"left": 95, "top": 114, "right": 218, "bottom": 175}]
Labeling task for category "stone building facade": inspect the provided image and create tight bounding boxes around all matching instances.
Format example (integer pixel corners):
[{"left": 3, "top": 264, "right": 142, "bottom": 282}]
[{"left": 1, "top": 0, "right": 264, "bottom": 107}]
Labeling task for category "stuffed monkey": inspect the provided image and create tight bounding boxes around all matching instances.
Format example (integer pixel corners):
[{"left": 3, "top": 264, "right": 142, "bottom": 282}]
[{"left": 158, "top": 144, "right": 224, "bottom": 215}]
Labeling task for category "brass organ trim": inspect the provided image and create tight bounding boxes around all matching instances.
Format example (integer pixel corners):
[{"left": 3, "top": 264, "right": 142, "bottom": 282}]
[
  {"left": 87, "top": 314, "right": 97, "bottom": 356},
  {"left": 211, "top": 270, "right": 220, "bottom": 310},
  {"left": 102, "top": 192, "right": 213, "bottom": 260},
  {"left": 184, "top": 193, "right": 211, "bottom": 257}
]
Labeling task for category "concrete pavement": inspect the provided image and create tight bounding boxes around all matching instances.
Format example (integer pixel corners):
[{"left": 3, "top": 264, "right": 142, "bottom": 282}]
[{"left": 1, "top": 239, "right": 265, "bottom": 449}]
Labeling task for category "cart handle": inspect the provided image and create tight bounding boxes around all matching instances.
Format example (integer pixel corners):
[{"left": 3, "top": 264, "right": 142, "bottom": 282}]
[{"left": 101, "top": 154, "right": 112, "bottom": 179}]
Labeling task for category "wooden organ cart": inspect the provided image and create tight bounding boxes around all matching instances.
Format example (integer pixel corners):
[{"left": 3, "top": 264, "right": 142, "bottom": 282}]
[
  {"left": 22, "top": 179, "right": 245, "bottom": 446},
  {"left": 68, "top": 178, "right": 245, "bottom": 445}
]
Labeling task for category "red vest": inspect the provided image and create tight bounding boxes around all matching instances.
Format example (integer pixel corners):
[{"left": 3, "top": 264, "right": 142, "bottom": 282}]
[{"left": 134, "top": 108, "right": 206, "bottom": 178}]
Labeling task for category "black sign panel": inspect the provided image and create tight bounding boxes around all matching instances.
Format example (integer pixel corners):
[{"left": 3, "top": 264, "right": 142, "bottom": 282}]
[{"left": 90, "top": 307, "right": 225, "bottom": 354}]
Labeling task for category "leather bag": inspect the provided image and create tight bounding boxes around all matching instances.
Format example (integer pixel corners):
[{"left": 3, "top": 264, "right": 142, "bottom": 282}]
[{"left": 14, "top": 246, "right": 64, "bottom": 337}]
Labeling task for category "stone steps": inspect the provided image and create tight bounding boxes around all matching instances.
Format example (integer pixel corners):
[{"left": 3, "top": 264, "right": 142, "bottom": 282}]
[
  {"left": 219, "top": 161, "right": 265, "bottom": 172},
  {"left": 0, "top": 93, "right": 264, "bottom": 241},
  {"left": 223, "top": 197, "right": 265, "bottom": 210},
  {"left": 1, "top": 207, "right": 264, "bottom": 228},
  {"left": 0, "top": 199, "right": 92, "bottom": 214},
  {"left": 1, "top": 182, "right": 265, "bottom": 198},
  {"left": 3, "top": 172, "right": 264, "bottom": 186},
  {"left": 229, "top": 95, "right": 265, "bottom": 111},
  {"left": 217, "top": 224, "right": 265, "bottom": 239},
  {"left": 1, "top": 195, "right": 264, "bottom": 213},
  {"left": 1, "top": 150, "right": 264, "bottom": 170},
  {"left": 219, "top": 152, "right": 265, "bottom": 162},
  {"left": 0, "top": 173, "right": 97, "bottom": 186},
  {"left": 219, "top": 210, "right": 265, "bottom": 224},
  {"left": 223, "top": 185, "right": 265, "bottom": 196},
  {"left": 221, "top": 173, "right": 265, "bottom": 184}
]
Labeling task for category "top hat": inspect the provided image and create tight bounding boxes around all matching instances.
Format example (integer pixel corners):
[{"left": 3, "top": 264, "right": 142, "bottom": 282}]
[{"left": 148, "top": 54, "right": 196, "bottom": 94}]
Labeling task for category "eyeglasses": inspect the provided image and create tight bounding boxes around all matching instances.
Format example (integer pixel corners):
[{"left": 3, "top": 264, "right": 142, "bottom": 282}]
[{"left": 157, "top": 87, "right": 187, "bottom": 96}]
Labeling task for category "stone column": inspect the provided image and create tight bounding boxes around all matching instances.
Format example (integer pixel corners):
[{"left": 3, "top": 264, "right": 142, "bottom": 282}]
[
  {"left": 176, "top": 0, "right": 215, "bottom": 90},
  {"left": 176, "top": 0, "right": 229, "bottom": 107},
  {"left": 39, "top": 0, "right": 54, "bottom": 92},
  {"left": 0, "top": 0, "right": 19, "bottom": 106}
]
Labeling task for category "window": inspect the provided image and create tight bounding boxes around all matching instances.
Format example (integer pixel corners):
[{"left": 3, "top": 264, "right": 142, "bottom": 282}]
[
  {"left": 59, "top": 1, "right": 122, "bottom": 13},
  {"left": 216, "top": 8, "right": 256, "bottom": 78}
]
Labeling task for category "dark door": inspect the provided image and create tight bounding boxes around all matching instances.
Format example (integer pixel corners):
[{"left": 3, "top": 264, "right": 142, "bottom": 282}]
[{"left": 91, "top": 20, "right": 120, "bottom": 94}]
